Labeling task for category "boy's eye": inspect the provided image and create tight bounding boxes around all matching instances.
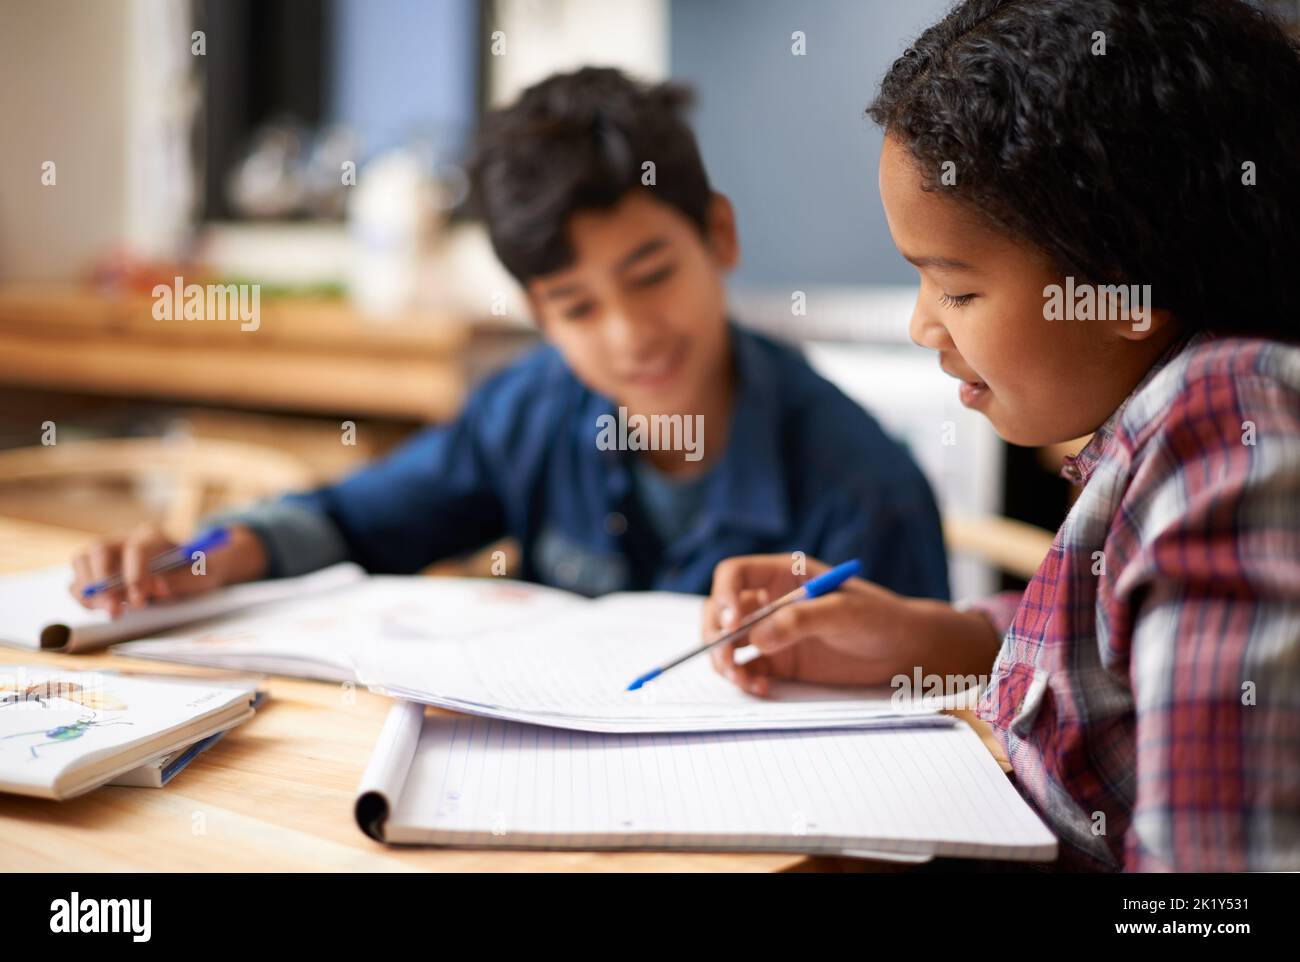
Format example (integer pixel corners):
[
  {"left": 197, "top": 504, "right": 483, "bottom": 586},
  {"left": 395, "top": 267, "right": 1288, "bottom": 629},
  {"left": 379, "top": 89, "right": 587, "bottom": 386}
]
[
  {"left": 940, "top": 292, "right": 976, "bottom": 308},
  {"left": 628, "top": 264, "right": 677, "bottom": 289},
  {"left": 562, "top": 300, "right": 596, "bottom": 320}
]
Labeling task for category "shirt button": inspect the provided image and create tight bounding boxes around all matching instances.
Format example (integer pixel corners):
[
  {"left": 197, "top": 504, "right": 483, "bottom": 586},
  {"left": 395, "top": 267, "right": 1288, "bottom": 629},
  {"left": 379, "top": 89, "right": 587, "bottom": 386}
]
[{"left": 604, "top": 512, "right": 628, "bottom": 536}]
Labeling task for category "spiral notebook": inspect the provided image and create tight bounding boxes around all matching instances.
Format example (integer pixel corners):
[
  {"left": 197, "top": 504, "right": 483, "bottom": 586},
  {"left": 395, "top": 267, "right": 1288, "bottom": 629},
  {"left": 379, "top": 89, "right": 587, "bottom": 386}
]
[{"left": 355, "top": 701, "right": 1057, "bottom": 862}]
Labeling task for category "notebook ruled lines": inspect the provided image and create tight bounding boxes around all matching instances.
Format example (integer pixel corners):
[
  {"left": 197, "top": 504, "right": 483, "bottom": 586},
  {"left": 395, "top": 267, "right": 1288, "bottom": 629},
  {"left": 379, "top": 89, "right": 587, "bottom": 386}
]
[{"left": 387, "top": 714, "right": 1056, "bottom": 859}]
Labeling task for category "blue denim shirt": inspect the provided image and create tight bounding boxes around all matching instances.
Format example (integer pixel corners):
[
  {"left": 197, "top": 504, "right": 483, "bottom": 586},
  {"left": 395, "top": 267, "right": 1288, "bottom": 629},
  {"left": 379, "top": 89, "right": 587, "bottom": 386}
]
[{"left": 218, "top": 324, "right": 949, "bottom": 599}]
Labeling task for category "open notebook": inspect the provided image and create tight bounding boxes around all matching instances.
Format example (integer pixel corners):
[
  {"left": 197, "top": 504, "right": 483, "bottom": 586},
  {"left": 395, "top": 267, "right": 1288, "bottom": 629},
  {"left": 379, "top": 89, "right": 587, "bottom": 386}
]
[
  {"left": 0, "top": 666, "right": 259, "bottom": 799},
  {"left": 115, "top": 578, "right": 973, "bottom": 733},
  {"left": 0, "top": 562, "right": 365, "bottom": 653},
  {"left": 115, "top": 574, "right": 585, "bottom": 682},
  {"left": 355, "top": 701, "right": 1057, "bottom": 862},
  {"left": 352, "top": 590, "right": 977, "bottom": 733}
]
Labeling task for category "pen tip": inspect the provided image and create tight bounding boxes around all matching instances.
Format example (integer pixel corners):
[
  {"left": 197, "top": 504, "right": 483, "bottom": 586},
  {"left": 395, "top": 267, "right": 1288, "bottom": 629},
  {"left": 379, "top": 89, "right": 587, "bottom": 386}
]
[{"left": 626, "top": 668, "right": 660, "bottom": 692}]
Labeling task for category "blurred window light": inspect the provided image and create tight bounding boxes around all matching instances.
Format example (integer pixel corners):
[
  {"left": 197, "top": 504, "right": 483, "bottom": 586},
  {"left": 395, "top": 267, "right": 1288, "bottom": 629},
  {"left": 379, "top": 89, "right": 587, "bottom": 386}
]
[{"left": 198, "top": 0, "right": 481, "bottom": 222}]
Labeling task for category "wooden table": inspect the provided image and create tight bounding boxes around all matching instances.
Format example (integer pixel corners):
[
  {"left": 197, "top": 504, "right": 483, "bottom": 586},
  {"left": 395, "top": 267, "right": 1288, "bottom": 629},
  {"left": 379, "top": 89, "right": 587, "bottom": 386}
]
[{"left": 0, "top": 516, "right": 1005, "bottom": 872}]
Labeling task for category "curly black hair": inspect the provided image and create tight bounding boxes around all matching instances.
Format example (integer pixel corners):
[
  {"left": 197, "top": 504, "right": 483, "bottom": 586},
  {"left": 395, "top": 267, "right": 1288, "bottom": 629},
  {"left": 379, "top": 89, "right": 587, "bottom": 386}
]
[
  {"left": 868, "top": 0, "right": 1300, "bottom": 339},
  {"left": 469, "top": 67, "right": 712, "bottom": 284}
]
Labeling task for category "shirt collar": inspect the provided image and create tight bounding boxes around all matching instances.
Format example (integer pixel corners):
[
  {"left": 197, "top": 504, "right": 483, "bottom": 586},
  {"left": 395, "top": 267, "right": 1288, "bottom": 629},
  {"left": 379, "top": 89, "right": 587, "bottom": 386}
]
[
  {"left": 1060, "top": 331, "right": 1201, "bottom": 486},
  {"left": 579, "top": 323, "right": 790, "bottom": 539}
]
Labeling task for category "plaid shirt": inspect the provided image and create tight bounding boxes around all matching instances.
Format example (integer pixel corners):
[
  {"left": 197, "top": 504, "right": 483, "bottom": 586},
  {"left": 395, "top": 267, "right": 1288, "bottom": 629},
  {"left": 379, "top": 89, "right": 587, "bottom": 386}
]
[{"left": 974, "top": 333, "right": 1300, "bottom": 871}]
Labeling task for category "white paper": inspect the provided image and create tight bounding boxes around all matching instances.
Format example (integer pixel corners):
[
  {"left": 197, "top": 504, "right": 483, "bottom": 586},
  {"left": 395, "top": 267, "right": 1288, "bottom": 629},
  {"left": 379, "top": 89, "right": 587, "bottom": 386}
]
[
  {"left": 358, "top": 592, "right": 956, "bottom": 733},
  {"left": 0, "top": 562, "right": 366, "bottom": 652},
  {"left": 377, "top": 712, "right": 1057, "bottom": 861},
  {"left": 116, "top": 576, "right": 583, "bottom": 681}
]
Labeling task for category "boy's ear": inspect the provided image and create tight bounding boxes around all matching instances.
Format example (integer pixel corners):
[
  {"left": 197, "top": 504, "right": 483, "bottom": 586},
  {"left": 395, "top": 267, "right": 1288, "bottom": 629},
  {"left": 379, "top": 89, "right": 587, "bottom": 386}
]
[
  {"left": 706, "top": 192, "right": 740, "bottom": 269},
  {"left": 1115, "top": 305, "right": 1175, "bottom": 342}
]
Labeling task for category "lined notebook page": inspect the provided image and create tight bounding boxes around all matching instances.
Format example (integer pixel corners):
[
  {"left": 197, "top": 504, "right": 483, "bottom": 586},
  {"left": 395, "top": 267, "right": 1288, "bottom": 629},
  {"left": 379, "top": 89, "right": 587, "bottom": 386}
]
[{"left": 385, "top": 714, "right": 1057, "bottom": 860}]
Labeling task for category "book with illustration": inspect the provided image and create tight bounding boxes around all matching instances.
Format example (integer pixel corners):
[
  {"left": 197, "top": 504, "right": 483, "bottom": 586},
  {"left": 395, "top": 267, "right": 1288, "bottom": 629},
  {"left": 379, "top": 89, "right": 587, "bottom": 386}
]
[{"left": 0, "top": 666, "right": 260, "bottom": 799}]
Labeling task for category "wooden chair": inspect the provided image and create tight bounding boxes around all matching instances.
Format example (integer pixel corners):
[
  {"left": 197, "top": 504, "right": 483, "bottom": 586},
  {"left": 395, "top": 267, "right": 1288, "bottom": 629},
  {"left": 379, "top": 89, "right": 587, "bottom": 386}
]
[
  {"left": 941, "top": 435, "right": 1087, "bottom": 580},
  {"left": 943, "top": 513, "right": 1055, "bottom": 582},
  {"left": 0, "top": 437, "right": 314, "bottom": 539}
]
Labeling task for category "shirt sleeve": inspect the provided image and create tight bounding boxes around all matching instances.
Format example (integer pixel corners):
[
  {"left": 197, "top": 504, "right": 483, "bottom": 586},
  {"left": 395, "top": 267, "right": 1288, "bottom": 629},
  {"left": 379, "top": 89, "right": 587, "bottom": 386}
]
[
  {"left": 959, "top": 591, "right": 1024, "bottom": 640},
  {"left": 285, "top": 393, "right": 508, "bottom": 576},
  {"left": 212, "top": 381, "right": 512, "bottom": 578},
  {"left": 200, "top": 499, "right": 351, "bottom": 579},
  {"left": 1118, "top": 376, "right": 1300, "bottom": 871}
]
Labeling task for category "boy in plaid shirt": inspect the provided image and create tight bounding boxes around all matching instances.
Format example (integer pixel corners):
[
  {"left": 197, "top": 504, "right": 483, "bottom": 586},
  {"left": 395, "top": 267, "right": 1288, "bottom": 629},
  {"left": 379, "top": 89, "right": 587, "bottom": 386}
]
[{"left": 704, "top": 0, "right": 1300, "bottom": 871}]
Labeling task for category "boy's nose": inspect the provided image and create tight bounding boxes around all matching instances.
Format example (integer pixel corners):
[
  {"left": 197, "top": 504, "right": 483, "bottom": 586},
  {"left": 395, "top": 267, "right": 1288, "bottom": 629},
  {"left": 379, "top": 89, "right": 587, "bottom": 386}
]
[
  {"left": 908, "top": 302, "right": 952, "bottom": 352},
  {"left": 607, "top": 306, "right": 664, "bottom": 354}
]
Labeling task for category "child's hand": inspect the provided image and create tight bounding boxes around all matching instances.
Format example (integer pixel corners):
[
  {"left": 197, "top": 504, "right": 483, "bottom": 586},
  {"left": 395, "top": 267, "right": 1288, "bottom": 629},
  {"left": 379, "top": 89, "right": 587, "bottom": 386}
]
[
  {"left": 703, "top": 554, "right": 1005, "bottom": 696},
  {"left": 69, "top": 523, "right": 268, "bottom": 617},
  {"left": 702, "top": 554, "right": 914, "bottom": 695}
]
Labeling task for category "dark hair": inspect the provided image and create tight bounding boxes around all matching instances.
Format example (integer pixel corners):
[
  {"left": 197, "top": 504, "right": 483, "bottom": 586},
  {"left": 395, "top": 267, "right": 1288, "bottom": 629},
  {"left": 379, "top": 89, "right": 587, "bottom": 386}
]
[
  {"left": 469, "top": 67, "right": 713, "bottom": 283},
  {"left": 868, "top": 0, "right": 1300, "bottom": 338}
]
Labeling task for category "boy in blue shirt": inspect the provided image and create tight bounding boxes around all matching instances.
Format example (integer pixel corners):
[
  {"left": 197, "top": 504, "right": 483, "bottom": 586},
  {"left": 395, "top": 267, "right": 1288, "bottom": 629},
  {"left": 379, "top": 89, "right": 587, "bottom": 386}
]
[{"left": 71, "top": 67, "right": 948, "bottom": 609}]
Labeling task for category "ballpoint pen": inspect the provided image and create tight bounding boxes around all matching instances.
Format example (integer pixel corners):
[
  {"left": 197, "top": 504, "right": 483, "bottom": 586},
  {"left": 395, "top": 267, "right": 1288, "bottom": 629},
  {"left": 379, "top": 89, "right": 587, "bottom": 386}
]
[
  {"left": 626, "top": 559, "right": 863, "bottom": 690},
  {"left": 80, "top": 527, "right": 232, "bottom": 599}
]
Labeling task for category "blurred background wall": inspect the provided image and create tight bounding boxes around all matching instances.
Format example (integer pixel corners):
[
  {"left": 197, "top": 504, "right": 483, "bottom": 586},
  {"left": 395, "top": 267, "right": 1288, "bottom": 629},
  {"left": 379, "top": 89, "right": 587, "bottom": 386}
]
[
  {"left": 0, "top": 0, "right": 1132, "bottom": 596},
  {"left": 672, "top": 0, "right": 949, "bottom": 288},
  {"left": 0, "top": 0, "right": 133, "bottom": 280}
]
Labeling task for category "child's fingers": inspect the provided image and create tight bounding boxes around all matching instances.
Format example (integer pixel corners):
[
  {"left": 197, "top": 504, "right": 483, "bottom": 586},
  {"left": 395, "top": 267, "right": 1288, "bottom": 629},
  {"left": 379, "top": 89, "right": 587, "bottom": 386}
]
[
  {"left": 701, "top": 594, "right": 725, "bottom": 636},
  {"left": 121, "top": 536, "right": 151, "bottom": 608},
  {"left": 707, "top": 602, "right": 765, "bottom": 694},
  {"left": 745, "top": 595, "right": 842, "bottom": 656},
  {"left": 69, "top": 553, "right": 90, "bottom": 595},
  {"left": 84, "top": 541, "right": 125, "bottom": 616},
  {"left": 708, "top": 554, "right": 786, "bottom": 625},
  {"left": 731, "top": 655, "right": 772, "bottom": 696},
  {"left": 712, "top": 647, "right": 759, "bottom": 691},
  {"left": 69, "top": 553, "right": 101, "bottom": 609},
  {"left": 121, "top": 526, "right": 177, "bottom": 608},
  {"left": 710, "top": 591, "right": 779, "bottom": 695},
  {"left": 712, "top": 651, "right": 769, "bottom": 696},
  {"left": 150, "top": 571, "right": 177, "bottom": 601},
  {"left": 704, "top": 599, "right": 737, "bottom": 678},
  {"left": 707, "top": 603, "right": 743, "bottom": 680}
]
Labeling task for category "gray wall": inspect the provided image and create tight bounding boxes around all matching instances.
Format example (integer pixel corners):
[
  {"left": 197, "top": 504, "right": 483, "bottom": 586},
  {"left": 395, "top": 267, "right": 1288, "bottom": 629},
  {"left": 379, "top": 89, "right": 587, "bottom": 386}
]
[{"left": 670, "top": 0, "right": 953, "bottom": 287}]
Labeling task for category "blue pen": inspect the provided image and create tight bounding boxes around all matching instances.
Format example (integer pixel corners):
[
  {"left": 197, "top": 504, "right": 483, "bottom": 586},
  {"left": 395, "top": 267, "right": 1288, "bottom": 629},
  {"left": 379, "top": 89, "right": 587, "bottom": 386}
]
[
  {"left": 626, "top": 559, "right": 863, "bottom": 691},
  {"left": 81, "top": 527, "right": 232, "bottom": 599}
]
